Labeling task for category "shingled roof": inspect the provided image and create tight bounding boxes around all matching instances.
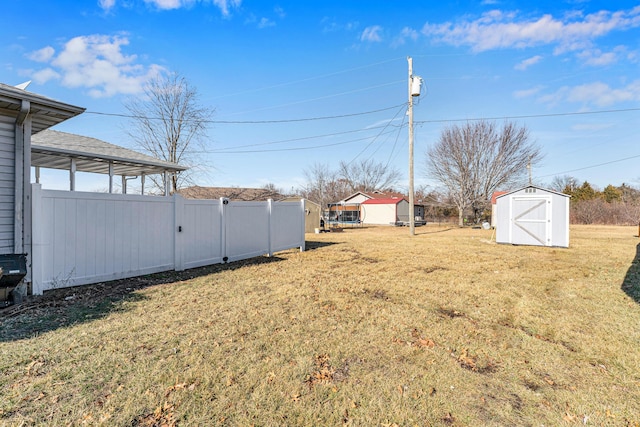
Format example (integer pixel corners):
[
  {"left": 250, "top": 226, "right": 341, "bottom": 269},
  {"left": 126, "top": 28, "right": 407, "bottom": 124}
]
[
  {"left": 179, "top": 186, "right": 285, "bottom": 201},
  {"left": 31, "top": 129, "right": 186, "bottom": 176},
  {"left": 0, "top": 83, "right": 85, "bottom": 134}
]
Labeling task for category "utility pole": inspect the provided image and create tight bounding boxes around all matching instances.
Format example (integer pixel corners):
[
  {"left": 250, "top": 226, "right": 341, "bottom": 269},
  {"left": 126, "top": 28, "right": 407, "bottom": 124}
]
[{"left": 408, "top": 56, "right": 415, "bottom": 236}]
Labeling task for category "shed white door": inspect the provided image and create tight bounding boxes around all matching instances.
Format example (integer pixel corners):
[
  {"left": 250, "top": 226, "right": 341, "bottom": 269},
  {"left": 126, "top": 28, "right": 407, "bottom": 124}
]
[{"left": 510, "top": 196, "right": 551, "bottom": 246}]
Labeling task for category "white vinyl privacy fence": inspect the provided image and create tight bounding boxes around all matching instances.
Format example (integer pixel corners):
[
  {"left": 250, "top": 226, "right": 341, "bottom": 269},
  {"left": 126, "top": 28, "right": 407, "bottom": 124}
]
[{"left": 30, "top": 184, "right": 305, "bottom": 295}]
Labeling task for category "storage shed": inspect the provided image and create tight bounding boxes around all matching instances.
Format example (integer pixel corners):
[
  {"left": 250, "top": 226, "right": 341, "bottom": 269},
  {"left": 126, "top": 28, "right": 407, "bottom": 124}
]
[
  {"left": 495, "top": 185, "right": 570, "bottom": 248},
  {"left": 361, "top": 197, "right": 409, "bottom": 226}
]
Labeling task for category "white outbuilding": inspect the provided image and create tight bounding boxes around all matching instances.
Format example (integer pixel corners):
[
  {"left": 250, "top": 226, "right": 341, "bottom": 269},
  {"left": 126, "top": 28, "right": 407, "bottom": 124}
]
[{"left": 495, "top": 185, "right": 570, "bottom": 248}]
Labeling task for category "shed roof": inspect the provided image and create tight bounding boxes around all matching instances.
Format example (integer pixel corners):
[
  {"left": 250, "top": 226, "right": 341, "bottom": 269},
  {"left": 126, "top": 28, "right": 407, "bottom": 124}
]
[
  {"left": 0, "top": 83, "right": 85, "bottom": 133},
  {"left": 31, "top": 129, "right": 187, "bottom": 176},
  {"left": 495, "top": 185, "right": 570, "bottom": 200}
]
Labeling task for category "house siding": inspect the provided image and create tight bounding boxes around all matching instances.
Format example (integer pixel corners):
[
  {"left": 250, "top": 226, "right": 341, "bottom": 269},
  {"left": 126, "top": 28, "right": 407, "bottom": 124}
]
[{"left": 0, "top": 115, "right": 15, "bottom": 254}]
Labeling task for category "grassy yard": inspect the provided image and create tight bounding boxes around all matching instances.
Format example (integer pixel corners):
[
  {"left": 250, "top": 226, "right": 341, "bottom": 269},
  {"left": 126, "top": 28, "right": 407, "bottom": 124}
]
[{"left": 1, "top": 225, "right": 639, "bottom": 426}]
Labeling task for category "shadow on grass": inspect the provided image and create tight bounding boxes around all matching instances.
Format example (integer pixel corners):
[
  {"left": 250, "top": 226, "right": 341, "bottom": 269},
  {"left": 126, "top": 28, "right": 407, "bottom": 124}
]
[
  {"left": 622, "top": 243, "right": 640, "bottom": 304},
  {"left": 0, "top": 255, "right": 285, "bottom": 342},
  {"left": 415, "top": 227, "right": 457, "bottom": 235},
  {"left": 305, "top": 240, "right": 341, "bottom": 250}
]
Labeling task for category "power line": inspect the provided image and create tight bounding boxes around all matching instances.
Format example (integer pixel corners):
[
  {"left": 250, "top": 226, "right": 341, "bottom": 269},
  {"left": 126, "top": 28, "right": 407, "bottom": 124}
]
[
  {"left": 208, "top": 56, "right": 406, "bottom": 100},
  {"left": 84, "top": 102, "right": 406, "bottom": 124},
  {"left": 415, "top": 107, "right": 640, "bottom": 124},
  {"left": 209, "top": 123, "right": 406, "bottom": 152},
  {"left": 538, "top": 153, "right": 640, "bottom": 179},
  {"left": 197, "top": 129, "right": 401, "bottom": 154}
]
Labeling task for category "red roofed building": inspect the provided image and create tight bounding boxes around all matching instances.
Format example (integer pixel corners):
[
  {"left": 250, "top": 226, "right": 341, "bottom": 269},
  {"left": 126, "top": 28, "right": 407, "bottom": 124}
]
[{"left": 361, "top": 197, "right": 411, "bottom": 225}]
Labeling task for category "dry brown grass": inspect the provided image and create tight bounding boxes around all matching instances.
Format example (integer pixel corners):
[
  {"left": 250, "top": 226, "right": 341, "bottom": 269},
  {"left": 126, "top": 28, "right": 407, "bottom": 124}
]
[{"left": 1, "top": 225, "right": 639, "bottom": 426}]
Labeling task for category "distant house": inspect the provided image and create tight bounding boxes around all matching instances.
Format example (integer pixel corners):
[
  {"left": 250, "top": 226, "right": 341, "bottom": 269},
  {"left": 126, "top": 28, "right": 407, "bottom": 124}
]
[
  {"left": 179, "top": 186, "right": 285, "bottom": 201},
  {"left": 328, "top": 190, "right": 424, "bottom": 226}
]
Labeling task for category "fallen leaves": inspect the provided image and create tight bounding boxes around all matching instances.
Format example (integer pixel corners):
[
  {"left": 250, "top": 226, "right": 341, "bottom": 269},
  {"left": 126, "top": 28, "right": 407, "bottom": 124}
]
[
  {"left": 135, "top": 403, "right": 176, "bottom": 427},
  {"left": 306, "top": 354, "right": 335, "bottom": 387}
]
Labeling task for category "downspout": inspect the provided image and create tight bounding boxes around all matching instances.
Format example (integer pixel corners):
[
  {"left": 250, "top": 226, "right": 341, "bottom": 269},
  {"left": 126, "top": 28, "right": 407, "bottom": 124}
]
[{"left": 14, "top": 100, "right": 30, "bottom": 254}]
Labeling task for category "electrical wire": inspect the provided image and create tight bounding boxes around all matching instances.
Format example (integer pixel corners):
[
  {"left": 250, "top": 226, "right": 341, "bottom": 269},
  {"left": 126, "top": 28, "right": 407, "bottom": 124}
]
[
  {"left": 538, "top": 153, "right": 640, "bottom": 179},
  {"left": 197, "top": 129, "right": 401, "bottom": 154},
  {"left": 209, "top": 122, "right": 406, "bottom": 152},
  {"left": 415, "top": 107, "right": 640, "bottom": 124},
  {"left": 85, "top": 102, "right": 407, "bottom": 124},
  {"left": 345, "top": 104, "right": 407, "bottom": 165},
  {"left": 207, "top": 56, "right": 406, "bottom": 100}
]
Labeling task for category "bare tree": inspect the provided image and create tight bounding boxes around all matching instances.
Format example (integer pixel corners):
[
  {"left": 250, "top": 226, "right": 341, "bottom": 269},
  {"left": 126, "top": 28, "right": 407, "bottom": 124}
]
[
  {"left": 425, "top": 120, "right": 542, "bottom": 226},
  {"left": 549, "top": 175, "right": 578, "bottom": 193},
  {"left": 125, "top": 72, "right": 214, "bottom": 194},
  {"left": 300, "top": 162, "right": 350, "bottom": 210},
  {"left": 338, "top": 159, "right": 401, "bottom": 193}
]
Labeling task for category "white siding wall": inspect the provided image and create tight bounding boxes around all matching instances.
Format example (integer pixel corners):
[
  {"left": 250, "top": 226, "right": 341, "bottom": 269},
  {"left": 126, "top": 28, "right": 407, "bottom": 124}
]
[
  {"left": 31, "top": 186, "right": 305, "bottom": 294},
  {"left": 0, "top": 116, "right": 15, "bottom": 254},
  {"left": 362, "top": 203, "right": 397, "bottom": 225}
]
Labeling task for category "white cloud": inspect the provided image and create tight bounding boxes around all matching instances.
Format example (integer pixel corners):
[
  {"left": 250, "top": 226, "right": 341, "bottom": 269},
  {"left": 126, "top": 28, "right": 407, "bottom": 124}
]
[
  {"left": 27, "top": 46, "right": 55, "bottom": 63},
  {"left": 513, "top": 85, "right": 544, "bottom": 98},
  {"left": 540, "top": 80, "right": 640, "bottom": 107},
  {"left": 361, "top": 25, "right": 383, "bottom": 42},
  {"left": 27, "top": 34, "right": 164, "bottom": 98},
  {"left": 212, "top": 0, "right": 241, "bottom": 16},
  {"left": 258, "top": 17, "right": 275, "bottom": 28},
  {"left": 145, "top": 0, "right": 189, "bottom": 10},
  {"left": 514, "top": 55, "right": 543, "bottom": 70},
  {"left": 421, "top": 6, "right": 640, "bottom": 53},
  {"left": 31, "top": 68, "right": 61, "bottom": 84},
  {"left": 98, "top": 0, "right": 116, "bottom": 11},
  {"left": 142, "top": 0, "right": 241, "bottom": 15},
  {"left": 577, "top": 46, "right": 625, "bottom": 66},
  {"left": 321, "top": 17, "right": 359, "bottom": 33},
  {"left": 392, "top": 27, "right": 419, "bottom": 47}
]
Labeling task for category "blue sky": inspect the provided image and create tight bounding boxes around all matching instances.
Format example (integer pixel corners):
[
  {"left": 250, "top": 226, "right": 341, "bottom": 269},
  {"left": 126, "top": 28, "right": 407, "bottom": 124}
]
[{"left": 2, "top": 0, "right": 639, "bottom": 193}]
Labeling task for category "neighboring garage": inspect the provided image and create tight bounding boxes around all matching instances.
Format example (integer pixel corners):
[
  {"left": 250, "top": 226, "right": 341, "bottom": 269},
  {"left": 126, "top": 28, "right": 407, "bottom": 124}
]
[
  {"left": 495, "top": 185, "right": 570, "bottom": 248},
  {"left": 361, "top": 197, "right": 409, "bottom": 226}
]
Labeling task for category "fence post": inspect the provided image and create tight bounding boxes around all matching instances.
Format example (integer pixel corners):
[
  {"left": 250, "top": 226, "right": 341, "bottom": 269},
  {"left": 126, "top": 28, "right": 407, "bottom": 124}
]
[
  {"left": 300, "top": 198, "right": 306, "bottom": 252},
  {"left": 220, "top": 198, "right": 228, "bottom": 262},
  {"left": 267, "top": 199, "right": 273, "bottom": 257},
  {"left": 174, "top": 194, "right": 184, "bottom": 271},
  {"left": 30, "top": 183, "right": 44, "bottom": 295}
]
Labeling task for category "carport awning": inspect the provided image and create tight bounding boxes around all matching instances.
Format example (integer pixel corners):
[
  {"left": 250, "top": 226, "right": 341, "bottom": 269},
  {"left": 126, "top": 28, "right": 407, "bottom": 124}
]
[{"left": 31, "top": 129, "right": 187, "bottom": 176}]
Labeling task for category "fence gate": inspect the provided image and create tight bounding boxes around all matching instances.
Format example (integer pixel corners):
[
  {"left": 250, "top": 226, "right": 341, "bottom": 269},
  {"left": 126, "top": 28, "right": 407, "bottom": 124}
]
[{"left": 510, "top": 196, "right": 551, "bottom": 246}]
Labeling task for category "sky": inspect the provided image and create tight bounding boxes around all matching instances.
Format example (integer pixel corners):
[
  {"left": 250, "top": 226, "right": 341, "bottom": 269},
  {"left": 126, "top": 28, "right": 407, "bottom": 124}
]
[{"left": 1, "top": 0, "right": 639, "bottom": 194}]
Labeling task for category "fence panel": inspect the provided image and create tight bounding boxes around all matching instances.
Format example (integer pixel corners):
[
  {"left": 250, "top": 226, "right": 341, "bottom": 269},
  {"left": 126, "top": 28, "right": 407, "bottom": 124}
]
[
  {"left": 271, "top": 200, "right": 305, "bottom": 253},
  {"left": 224, "top": 201, "right": 271, "bottom": 263},
  {"left": 32, "top": 186, "right": 175, "bottom": 294},
  {"left": 178, "top": 198, "right": 224, "bottom": 270}
]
